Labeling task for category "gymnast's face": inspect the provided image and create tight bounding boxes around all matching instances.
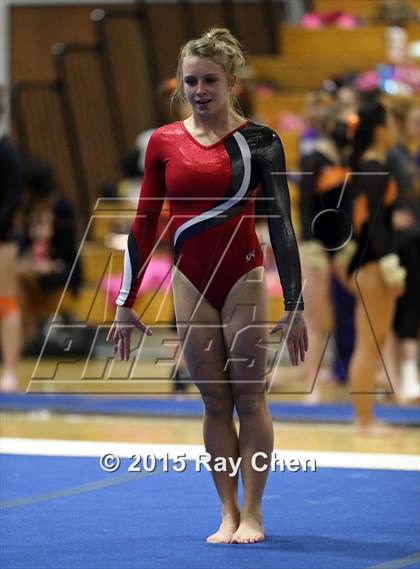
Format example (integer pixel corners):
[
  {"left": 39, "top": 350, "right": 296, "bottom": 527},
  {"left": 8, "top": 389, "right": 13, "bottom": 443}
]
[{"left": 182, "top": 56, "right": 233, "bottom": 118}]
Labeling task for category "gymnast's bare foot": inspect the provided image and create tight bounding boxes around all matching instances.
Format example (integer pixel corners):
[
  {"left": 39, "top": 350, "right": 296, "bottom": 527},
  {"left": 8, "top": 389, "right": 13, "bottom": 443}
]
[
  {"left": 206, "top": 506, "right": 240, "bottom": 544},
  {"left": 230, "top": 511, "right": 265, "bottom": 544},
  {"left": 0, "top": 370, "right": 19, "bottom": 393}
]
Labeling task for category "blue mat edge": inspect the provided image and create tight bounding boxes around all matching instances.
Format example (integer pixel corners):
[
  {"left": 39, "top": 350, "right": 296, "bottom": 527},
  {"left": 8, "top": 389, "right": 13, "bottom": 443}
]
[{"left": 1, "top": 393, "right": 419, "bottom": 426}]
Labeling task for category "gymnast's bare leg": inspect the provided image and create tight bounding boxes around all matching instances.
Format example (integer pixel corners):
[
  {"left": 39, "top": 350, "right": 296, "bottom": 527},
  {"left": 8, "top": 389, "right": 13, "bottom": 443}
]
[
  {"left": 221, "top": 265, "right": 272, "bottom": 543},
  {"left": 348, "top": 262, "right": 398, "bottom": 435},
  {"left": 173, "top": 265, "right": 272, "bottom": 543},
  {"left": 172, "top": 266, "right": 240, "bottom": 543}
]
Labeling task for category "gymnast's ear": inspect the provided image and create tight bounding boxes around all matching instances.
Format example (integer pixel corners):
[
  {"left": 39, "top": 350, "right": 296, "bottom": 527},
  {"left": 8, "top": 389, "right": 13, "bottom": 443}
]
[{"left": 227, "top": 73, "right": 237, "bottom": 91}]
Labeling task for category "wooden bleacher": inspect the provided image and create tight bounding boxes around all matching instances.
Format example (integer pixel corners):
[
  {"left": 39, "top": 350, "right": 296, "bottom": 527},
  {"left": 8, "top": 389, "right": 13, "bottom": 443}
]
[
  {"left": 249, "top": 54, "right": 380, "bottom": 89},
  {"left": 279, "top": 24, "right": 420, "bottom": 57},
  {"left": 313, "top": 0, "right": 419, "bottom": 21}
]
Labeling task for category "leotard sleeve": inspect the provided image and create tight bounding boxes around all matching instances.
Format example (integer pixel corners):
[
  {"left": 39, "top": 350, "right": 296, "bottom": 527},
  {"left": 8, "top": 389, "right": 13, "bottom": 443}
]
[
  {"left": 257, "top": 127, "right": 305, "bottom": 311},
  {"left": 115, "top": 130, "right": 167, "bottom": 307}
]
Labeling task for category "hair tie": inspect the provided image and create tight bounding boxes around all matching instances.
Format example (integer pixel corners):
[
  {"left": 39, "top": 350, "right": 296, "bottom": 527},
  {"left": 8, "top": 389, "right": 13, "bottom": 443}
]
[{"left": 347, "top": 113, "right": 360, "bottom": 135}]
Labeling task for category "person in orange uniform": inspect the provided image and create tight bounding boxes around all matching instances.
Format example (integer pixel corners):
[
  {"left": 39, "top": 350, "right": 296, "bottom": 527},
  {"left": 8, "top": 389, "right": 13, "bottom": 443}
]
[{"left": 346, "top": 100, "right": 406, "bottom": 435}]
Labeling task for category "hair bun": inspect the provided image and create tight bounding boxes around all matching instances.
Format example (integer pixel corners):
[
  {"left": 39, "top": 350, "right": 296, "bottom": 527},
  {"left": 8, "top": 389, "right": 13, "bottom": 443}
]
[
  {"left": 205, "top": 28, "right": 235, "bottom": 43},
  {"left": 204, "top": 27, "right": 245, "bottom": 62}
]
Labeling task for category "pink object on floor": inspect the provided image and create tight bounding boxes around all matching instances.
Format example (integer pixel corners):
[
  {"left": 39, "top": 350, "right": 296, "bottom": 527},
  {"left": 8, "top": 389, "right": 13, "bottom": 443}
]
[
  {"left": 265, "top": 267, "right": 283, "bottom": 296},
  {"left": 102, "top": 255, "right": 173, "bottom": 306},
  {"left": 336, "top": 14, "right": 358, "bottom": 29},
  {"left": 302, "top": 12, "right": 323, "bottom": 29}
]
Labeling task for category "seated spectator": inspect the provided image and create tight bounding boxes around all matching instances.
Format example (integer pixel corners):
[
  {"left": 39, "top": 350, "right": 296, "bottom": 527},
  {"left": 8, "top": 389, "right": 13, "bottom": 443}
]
[
  {"left": 0, "top": 87, "right": 24, "bottom": 392},
  {"left": 16, "top": 157, "right": 82, "bottom": 345}
]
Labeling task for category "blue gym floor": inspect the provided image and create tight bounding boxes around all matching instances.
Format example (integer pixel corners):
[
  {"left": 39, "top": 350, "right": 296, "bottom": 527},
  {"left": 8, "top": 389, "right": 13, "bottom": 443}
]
[
  {"left": 1, "top": 453, "right": 419, "bottom": 569},
  {"left": 1, "top": 393, "right": 419, "bottom": 426}
]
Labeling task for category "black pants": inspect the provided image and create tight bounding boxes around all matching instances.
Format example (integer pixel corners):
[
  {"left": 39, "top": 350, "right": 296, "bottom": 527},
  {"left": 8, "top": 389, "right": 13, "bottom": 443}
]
[{"left": 394, "top": 236, "right": 420, "bottom": 340}]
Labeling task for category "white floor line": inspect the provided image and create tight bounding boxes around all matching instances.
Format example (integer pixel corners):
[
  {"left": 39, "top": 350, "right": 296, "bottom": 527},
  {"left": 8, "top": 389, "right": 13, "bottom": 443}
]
[
  {"left": 366, "top": 552, "right": 420, "bottom": 569},
  {"left": 0, "top": 438, "right": 419, "bottom": 471}
]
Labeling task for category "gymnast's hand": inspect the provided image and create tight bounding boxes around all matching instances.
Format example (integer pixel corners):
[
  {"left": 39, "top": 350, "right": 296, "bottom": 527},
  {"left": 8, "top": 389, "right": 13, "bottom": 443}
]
[
  {"left": 269, "top": 311, "right": 308, "bottom": 366},
  {"left": 106, "top": 306, "right": 153, "bottom": 361}
]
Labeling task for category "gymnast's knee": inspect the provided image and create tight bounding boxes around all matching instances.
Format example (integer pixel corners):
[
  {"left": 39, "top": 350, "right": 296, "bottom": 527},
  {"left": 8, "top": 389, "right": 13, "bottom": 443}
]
[
  {"left": 202, "top": 392, "right": 234, "bottom": 419},
  {"left": 233, "top": 391, "right": 266, "bottom": 418}
]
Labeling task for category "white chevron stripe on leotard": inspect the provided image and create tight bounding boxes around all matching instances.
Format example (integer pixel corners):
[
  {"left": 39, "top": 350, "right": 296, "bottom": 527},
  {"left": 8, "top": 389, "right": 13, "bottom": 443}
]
[
  {"left": 115, "top": 245, "right": 132, "bottom": 306},
  {"left": 173, "top": 131, "right": 252, "bottom": 249}
]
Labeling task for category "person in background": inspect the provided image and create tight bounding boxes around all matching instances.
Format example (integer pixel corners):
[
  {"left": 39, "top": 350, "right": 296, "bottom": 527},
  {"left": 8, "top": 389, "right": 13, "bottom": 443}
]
[
  {"left": 0, "top": 86, "right": 24, "bottom": 392},
  {"left": 346, "top": 100, "right": 406, "bottom": 435},
  {"left": 17, "top": 157, "right": 82, "bottom": 345},
  {"left": 299, "top": 90, "right": 334, "bottom": 159},
  {"left": 388, "top": 100, "right": 420, "bottom": 402},
  {"left": 336, "top": 86, "right": 360, "bottom": 115},
  {"left": 298, "top": 102, "right": 354, "bottom": 402}
]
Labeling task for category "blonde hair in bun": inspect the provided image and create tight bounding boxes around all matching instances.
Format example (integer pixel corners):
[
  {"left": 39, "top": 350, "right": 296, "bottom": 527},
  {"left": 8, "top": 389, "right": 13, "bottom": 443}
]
[{"left": 171, "top": 27, "right": 246, "bottom": 117}]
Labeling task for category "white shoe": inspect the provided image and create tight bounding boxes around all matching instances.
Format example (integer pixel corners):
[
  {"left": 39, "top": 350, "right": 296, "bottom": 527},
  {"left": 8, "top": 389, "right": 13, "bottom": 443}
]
[{"left": 399, "top": 361, "right": 420, "bottom": 403}]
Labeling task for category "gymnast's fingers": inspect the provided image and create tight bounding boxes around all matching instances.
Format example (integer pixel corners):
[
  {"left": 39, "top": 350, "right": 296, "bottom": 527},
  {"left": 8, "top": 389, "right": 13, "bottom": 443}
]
[
  {"left": 299, "top": 335, "right": 306, "bottom": 363},
  {"left": 288, "top": 336, "right": 297, "bottom": 366},
  {"left": 123, "top": 330, "right": 131, "bottom": 361},
  {"left": 106, "top": 322, "right": 116, "bottom": 343},
  {"left": 119, "top": 334, "right": 125, "bottom": 361}
]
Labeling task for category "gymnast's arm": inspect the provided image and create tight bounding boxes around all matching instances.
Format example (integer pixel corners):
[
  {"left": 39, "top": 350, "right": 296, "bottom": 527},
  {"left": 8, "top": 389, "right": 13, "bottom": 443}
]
[
  {"left": 108, "top": 130, "right": 167, "bottom": 358},
  {"left": 257, "top": 128, "right": 305, "bottom": 312},
  {"left": 115, "top": 130, "right": 167, "bottom": 308}
]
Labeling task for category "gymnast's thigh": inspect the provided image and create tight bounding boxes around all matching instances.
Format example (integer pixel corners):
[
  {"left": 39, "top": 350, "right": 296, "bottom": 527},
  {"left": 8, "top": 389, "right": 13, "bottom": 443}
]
[
  {"left": 220, "top": 265, "right": 270, "bottom": 396},
  {"left": 353, "top": 262, "right": 395, "bottom": 349},
  {"left": 171, "top": 266, "right": 231, "bottom": 396}
]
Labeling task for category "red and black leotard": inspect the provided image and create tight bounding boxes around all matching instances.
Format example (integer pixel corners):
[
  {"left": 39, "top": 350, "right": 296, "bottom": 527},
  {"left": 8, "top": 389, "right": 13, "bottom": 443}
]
[{"left": 116, "top": 120, "right": 304, "bottom": 312}]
